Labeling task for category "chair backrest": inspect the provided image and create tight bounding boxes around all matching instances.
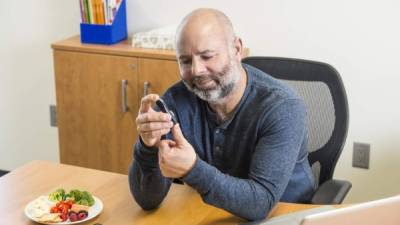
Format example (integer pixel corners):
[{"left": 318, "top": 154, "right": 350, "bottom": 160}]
[{"left": 242, "top": 57, "right": 349, "bottom": 187}]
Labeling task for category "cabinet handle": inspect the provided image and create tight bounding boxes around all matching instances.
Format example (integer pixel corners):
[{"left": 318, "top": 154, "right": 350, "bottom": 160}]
[
  {"left": 121, "top": 80, "right": 128, "bottom": 113},
  {"left": 143, "top": 81, "right": 150, "bottom": 96}
]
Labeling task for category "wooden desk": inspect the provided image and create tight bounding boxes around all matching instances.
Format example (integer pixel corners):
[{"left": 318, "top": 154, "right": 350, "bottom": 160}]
[{"left": 0, "top": 161, "right": 320, "bottom": 225}]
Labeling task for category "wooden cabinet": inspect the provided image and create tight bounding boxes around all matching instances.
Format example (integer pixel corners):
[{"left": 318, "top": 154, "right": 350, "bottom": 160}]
[
  {"left": 52, "top": 36, "right": 180, "bottom": 174},
  {"left": 137, "top": 58, "right": 180, "bottom": 97}
]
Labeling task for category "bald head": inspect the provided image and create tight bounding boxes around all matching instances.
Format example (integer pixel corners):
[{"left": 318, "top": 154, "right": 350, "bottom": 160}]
[
  {"left": 176, "top": 8, "right": 236, "bottom": 52},
  {"left": 174, "top": 8, "right": 246, "bottom": 105}
]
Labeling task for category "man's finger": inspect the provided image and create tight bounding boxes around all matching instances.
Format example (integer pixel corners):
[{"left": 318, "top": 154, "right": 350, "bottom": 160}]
[
  {"left": 159, "top": 140, "right": 175, "bottom": 150},
  {"left": 139, "top": 94, "right": 159, "bottom": 113},
  {"left": 141, "top": 128, "right": 171, "bottom": 139},
  {"left": 138, "top": 121, "right": 174, "bottom": 132},
  {"left": 136, "top": 112, "right": 171, "bottom": 124},
  {"left": 158, "top": 143, "right": 165, "bottom": 164},
  {"left": 171, "top": 123, "right": 187, "bottom": 145}
]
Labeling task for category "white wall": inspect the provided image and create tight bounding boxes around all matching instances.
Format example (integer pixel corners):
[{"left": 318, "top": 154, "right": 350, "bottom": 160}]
[
  {"left": 0, "top": 1, "right": 79, "bottom": 170},
  {"left": 1, "top": 0, "right": 399, "bottom": 203}
]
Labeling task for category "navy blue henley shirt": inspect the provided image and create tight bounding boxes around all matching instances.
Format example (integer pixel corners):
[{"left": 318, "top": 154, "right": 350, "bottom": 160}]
[{"left": 129, "top": 64, "right": 315, "bottom": 221}]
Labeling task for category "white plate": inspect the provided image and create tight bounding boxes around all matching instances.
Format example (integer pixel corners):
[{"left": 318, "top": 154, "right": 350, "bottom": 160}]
[{"left": 24, "top": 196, "right": 103, "bottom": 225}]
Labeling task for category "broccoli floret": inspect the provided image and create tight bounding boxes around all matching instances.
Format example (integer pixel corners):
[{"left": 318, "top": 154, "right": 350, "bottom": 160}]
[
  {"left": 81, "top": 191, "right": 95, "bottom": 206},
  {"left": 66, "top": 189, "right": 83, "bottom": 202},
  {"left": 77, "top": 199, "right": 89, "bottom": 206},
  {"left": 48, "top": 188, "right": 66, "bottom": 202},
  {"left": 66, "top": 189, "right": 95, "bottom": 206},
  {"left": 48, "top": 188, "right": 95, "bottom": 206}
]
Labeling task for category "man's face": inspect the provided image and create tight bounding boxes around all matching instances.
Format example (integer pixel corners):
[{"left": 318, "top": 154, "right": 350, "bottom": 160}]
[{"left": 176, "top": 25, "right": 241, "bottom": 103}]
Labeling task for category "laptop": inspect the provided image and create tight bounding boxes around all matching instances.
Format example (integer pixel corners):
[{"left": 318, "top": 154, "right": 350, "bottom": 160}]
[
  {"left": 243, "top": 195, "right": 400, "bottom": 225},
  {"left": 302, "top": 195, "right": 400, "bottom": 225}
]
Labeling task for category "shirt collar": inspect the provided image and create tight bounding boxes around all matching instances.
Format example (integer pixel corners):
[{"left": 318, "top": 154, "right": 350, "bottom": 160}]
[{"left": 205, "top": 63, "right": 253, "bottom": 129}]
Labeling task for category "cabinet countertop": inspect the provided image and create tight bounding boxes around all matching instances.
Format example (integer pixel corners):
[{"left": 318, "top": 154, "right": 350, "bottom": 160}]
[
  {"left": 52, "top": 35, "right": 250, "bottom": 60},
  {"left": 51, "top": 35, "right": 178, "bottom": 60}
]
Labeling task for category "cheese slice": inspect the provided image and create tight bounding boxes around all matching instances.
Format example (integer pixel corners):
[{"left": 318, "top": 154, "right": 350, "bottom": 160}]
[
  {"left": 36, "top": 213, "right": 62, "bottom": 223},
  {"left": 29, "top": 196, "right": 53, "bottom": 218}
]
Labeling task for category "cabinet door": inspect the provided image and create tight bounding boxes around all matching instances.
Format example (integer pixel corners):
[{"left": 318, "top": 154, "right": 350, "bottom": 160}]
[
  {"left": 137, "top": 58, "right": 181, "bottom": 100},
  {"left": 54, "top": 50, "right": 138, "bottom": 174}
]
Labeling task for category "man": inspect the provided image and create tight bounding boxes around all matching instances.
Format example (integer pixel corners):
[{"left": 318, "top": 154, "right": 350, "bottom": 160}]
[{"left": 129, "top": 8, "right": 315, "bottom": 221}]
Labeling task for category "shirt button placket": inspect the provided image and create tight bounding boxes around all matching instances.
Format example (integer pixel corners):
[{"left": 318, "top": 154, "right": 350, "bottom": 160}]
[{"left": 213, "top": 128, "right": 223, "bottom": 165}]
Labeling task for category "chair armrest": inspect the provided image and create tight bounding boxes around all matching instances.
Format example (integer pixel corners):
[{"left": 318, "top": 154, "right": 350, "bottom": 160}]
[{"left": 311, "top": 179, "right": 352, "bottom": 204}]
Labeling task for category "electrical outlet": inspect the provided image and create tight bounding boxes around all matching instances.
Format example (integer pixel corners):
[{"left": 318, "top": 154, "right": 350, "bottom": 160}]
[
  {"left": 352, "top": 142, "right": 370, "bottom": 169},
  {"left": 50, "top": 105, "right": 57, "bottom": 127}
]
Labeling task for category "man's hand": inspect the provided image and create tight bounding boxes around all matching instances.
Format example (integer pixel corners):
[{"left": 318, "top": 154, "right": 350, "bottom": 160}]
[
  {"left": 158, "top": 124, "right": 197, "bottom": 178},
  {"left": 136, "top": 94, "right": 174, "bottom": 147}
]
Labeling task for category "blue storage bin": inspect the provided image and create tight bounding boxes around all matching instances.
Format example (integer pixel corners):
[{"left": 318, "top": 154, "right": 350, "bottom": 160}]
[{"left": 80, "top": 0, "right": 127, "bottom": 45}]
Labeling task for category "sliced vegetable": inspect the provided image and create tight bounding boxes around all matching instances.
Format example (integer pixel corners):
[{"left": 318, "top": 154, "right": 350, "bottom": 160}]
[
  {"left": 47, "top": 188, "right": 94, "bottom": 222},
  {"left": 48, "top": 188, "right": 66, "bottom": 202},
  {"left": 60, "top": 213, "right": 68, "bottom": 222},
  {"left": 49, "top": 188, "right": 94, "bottom": 206},
  {"left": 66, "top": 189, "right": 95, "bottom": 206}
]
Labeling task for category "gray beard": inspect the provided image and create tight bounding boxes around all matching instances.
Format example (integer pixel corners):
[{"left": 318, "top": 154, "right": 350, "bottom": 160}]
[{"left": 183, "top": 61, "right": 240, "bottom": 104}]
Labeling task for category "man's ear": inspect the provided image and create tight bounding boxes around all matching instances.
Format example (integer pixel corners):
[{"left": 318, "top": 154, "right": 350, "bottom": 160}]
[{"left": 233, "top": 37, "right": 243, "bottom": 60}]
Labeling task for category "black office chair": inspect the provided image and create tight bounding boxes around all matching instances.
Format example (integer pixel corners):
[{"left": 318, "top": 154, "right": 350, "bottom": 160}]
[{"left": 242, "top": 57, "right": 351, "bottom": 204}]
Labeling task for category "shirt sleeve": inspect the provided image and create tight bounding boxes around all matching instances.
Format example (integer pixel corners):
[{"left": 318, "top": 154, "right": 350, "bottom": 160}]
[
  {"left": 128, "top": 93, "right": 179, "bottom": 210},
  {"left": 181, "top": 99, "right": 307, "bottom": 221},
  {"left": 128, "top": 137, "right": 172, "bottom": 210}
]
